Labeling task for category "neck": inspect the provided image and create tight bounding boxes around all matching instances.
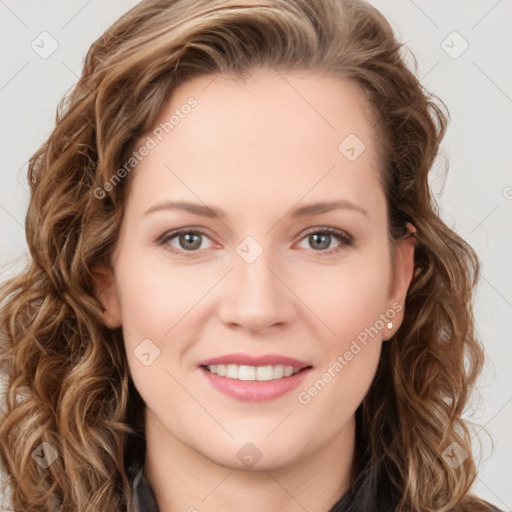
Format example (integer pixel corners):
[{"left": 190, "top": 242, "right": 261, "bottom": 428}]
[{"left": 143, "top": 410, "right": 356, "bottom": 512}]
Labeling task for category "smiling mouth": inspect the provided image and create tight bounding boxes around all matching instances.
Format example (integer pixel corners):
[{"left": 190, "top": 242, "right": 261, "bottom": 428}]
[{"left": 202, "top": 364, "right": 311, "bottom": 381}]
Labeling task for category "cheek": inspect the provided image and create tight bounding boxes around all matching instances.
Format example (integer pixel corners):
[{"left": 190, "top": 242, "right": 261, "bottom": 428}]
[
  {"left": 114, "top": 250, "right": 221, "bottom": 399},
  {"left": 304, "top": 252, "right": 391, "bottom": 348},
  {"left": 115, "top": 250, "right": 205, "bottom": 342},
  {"left": 294, "top": 258, "right": 389, "bottom": 431},
  {"left": 114, "top": 252, "right": 200, "bottom": 411}
]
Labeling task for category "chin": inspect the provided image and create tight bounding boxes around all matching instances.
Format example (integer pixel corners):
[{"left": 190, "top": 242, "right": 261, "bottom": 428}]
[{"left": 196, "top": 436, "right": 307, "bottom": 473}]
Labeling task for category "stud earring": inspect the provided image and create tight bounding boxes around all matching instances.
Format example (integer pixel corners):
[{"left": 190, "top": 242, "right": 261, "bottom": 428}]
[{"left": 387, "top": 321, "right": 393, "bottom": 330}]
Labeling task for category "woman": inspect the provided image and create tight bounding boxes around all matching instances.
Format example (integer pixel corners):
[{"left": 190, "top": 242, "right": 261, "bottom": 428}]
[{"left": 0, "top": 0, "right": 503, "bottom": 511}]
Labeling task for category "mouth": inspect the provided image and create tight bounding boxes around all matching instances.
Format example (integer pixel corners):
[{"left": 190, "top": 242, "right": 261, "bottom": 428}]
[{"left": 197, "top": 353, "right": 313, "bottom": 402}]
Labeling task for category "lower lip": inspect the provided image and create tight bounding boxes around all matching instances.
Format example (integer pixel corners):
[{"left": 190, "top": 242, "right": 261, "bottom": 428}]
[{"left": 200, "top": 367, "right": 312, "bottom": 402}]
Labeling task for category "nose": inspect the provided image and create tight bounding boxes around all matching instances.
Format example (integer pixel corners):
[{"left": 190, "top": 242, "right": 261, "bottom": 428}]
[{"left": 216, "top": 242, "right": 296, "bottom": 333}]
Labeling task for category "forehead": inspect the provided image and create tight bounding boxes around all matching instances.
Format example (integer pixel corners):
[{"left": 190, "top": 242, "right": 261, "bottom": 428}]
[{"left": 126, "top": 68, "right": 383, "bottom": 216}]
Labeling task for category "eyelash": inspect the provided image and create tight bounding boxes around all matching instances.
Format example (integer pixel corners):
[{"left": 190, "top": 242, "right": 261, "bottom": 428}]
[{"left": 157, "top": 227, "right": 354, "bottom": 256}]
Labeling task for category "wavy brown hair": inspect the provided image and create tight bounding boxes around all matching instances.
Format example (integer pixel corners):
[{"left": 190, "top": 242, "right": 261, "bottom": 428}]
[{"left": 0, "top": 0, "right": 494, "bottom": 511}]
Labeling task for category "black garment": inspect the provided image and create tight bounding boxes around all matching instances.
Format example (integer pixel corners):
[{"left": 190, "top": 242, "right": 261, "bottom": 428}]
[{"left": 128, "top": 463, "right": 159, "bottom": 512}]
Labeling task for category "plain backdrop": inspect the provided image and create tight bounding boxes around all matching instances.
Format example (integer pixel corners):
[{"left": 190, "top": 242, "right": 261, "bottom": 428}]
[{"left": 1, "top": 0, "right": 511, "bottom": 509}]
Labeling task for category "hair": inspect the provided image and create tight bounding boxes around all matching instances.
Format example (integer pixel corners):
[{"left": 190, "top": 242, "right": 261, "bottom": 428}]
[{"left": 0, "top": 0, "right": 494, "bottom": 511}]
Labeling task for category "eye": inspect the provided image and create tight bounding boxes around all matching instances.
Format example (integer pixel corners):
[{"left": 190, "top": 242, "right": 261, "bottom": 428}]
[
  {"left": 158, "top": 228, "right": 215, "bottom": 253},
  {"left": 296, "top": 227, "right": 354, "bottom": 254}
]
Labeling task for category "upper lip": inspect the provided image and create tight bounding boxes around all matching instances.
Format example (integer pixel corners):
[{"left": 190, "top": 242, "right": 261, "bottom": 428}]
[{"left": 198, "top": 353, "right": 312, "bottom": 369}]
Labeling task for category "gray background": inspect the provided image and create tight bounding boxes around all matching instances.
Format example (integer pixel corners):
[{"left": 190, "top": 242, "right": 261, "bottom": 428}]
[{"left": 1, "top": 0, "right": 511, "bottom": 509}]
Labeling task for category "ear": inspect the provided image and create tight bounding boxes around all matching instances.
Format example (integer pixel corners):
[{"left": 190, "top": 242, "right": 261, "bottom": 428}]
[
  {"left": 90, "top": 264, "right": 122, "bottom": 329},
  {"left": 384, "top": 222, "right": 416, "bottom": 339}
]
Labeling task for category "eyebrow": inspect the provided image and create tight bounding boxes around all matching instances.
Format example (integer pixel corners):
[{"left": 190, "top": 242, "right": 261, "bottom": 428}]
[
  {"left": 290, "top": 200, "right": 367, "bottom": 218},
  {"left": 143, "top": 199, "right": 367, "bottom": 219}
]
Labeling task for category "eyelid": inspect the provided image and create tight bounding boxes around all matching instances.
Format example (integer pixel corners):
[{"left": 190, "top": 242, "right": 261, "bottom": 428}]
[{"left": 299, "top": 226, "right": 353, "bottom": 241}]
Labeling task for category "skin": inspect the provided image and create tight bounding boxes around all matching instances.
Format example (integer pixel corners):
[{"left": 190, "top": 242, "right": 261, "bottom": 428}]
[{"left": 93, "top": 67, "right": 415, "bottom": 512}]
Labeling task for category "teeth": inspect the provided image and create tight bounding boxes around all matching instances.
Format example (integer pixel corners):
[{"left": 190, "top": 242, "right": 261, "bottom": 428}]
[{"left": 205, "top": 364, "right": 302, "bottom": 381}]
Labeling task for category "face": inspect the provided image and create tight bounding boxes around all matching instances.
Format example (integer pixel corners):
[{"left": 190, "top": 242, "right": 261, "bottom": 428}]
[{"left": 94, "top": 67, "right": 414, "bottom": 472}]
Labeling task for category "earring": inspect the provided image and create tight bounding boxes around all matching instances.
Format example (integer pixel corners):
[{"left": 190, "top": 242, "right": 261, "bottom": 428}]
[{"left": 387, "top": 321, "right": 393, "bottom": 330}]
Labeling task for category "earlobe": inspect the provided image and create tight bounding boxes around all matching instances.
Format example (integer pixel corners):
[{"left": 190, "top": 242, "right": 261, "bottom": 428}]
[
  {"left": 90, "top": 264, "right": 122, "bottom": 329},
  {"left": 385, "top": 223, "right": 417, "bottom": 338}
]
